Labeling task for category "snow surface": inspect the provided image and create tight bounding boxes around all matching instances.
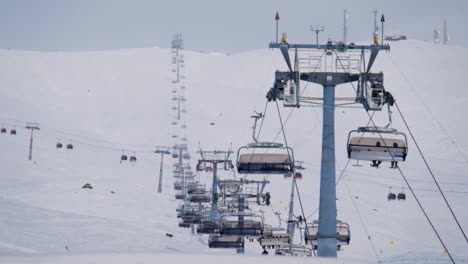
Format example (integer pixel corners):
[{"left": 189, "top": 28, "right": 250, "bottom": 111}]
[{"left": 0, "top": 40, "right": 467, "bottom": 263}]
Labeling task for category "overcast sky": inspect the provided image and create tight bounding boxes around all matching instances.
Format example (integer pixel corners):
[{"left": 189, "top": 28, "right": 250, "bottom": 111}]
[{"left": 0, "top": 0, "right": 466, "bottom": 53}]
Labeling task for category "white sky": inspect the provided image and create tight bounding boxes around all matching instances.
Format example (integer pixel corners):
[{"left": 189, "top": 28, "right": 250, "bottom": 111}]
[{"left": 0, "top": 0, "right": 466, "bottom": 52}]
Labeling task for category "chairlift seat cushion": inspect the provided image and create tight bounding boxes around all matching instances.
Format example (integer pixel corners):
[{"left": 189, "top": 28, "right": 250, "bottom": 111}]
[
  {"left": 348, "top": 137, "right": 407, "bottom": 161},
  {"left": 237, "top": 154, "right": 292, "bottom": 174}
]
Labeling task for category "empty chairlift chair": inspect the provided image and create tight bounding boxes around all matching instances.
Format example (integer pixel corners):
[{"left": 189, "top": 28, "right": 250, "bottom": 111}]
[
  {"left": 397, "top": 188, "right": 406, "bottom": 200},
  {"left": 220, "top": 214, "right": 264, "bottom": 237},
  {"left": 387, "top": 187, "right": 396, "bottom": 201},
  {"left": 305, "top": 220, "right": 351, "bottom": 250},
  {"left": 56, "top": 142, "right": 63, "bottom": 149},
  {"left": 1, "top": 127, "right": 6, "bottom": 134},
  {"left": 121, "top": 154, "right": 128, "bottom": 162},
  {"left": 10, "top": 129, "right": 16, "bottom": 135},
  {"left": 208, "top": 234, "right": 244, "bottom": 248},
  {"left": 66, "top": 142, "right": 73, "bottom": 150},
  {"left": 237, "top": 142, "right": 294, "bottom": 174},
  {"left": 347, "top": 126, "right": 408, "bottom": 164}
]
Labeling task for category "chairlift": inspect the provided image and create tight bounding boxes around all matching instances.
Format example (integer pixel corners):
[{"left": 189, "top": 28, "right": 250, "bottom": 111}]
[
  {"left": 208, "top": 235, "right": 244, "bottom": 248},
  {"left": 56, "top": 142, "right": 63, "bottom": 149},
  {"left": 173, "top": 182, "right": 183, "bottom": 191},
  {"left": 171, "top": 69, "right": 176, "bottom": 72},
  {"left": 172, "top": 134, "right": 178, "bottom": 138},
  {"left": 0, "top": 128, "right": 6, "bottom": 133},
  {"left": 397, "top": 188, "right": 406, "bottom": 200},
  {"left": 347, "top": 126, "right": 408, "bottom": 163},
  {"left": 305, "top": 220, "right": 350, "bottom": 250},
  {"left": 129, "top": 155, "right": 137, "bottom": 162},
  {"left": 293, "top": 172, "right": 303, "bottom": 180},
  {"left": 172, "top": 106, "right": 177, "bottom": 110},
  {"left": 275, "top": 246, "right": 312, "bottom": 257},
  {"left": 121, "top": 154, "right": 128, "bottom": 162},
  {"left": 197, "top": 220, "right": 221, "bottom": 234},
  {"left": 196, "top": 161, "right": 206, "bottom": 171},
  {"left": 181, "top": 109, "right": 187, "bottom": 113},
  {"left": 188, "top": 192, "right": 211, "bottom": 203},
  {"left": 180, "top": 85, "right": 186, "bottom": 89},
  {"left": 260, "top": 226, "right": 290, "bottom": 248},
  {"left": 181, "top": 124, "right": 187, "bottom": 129},
  {"left": 387, "top": 187, "right": 396, "bottom": 201},
  {"left": 205, "top": 166, "right": 213, "bottom": 173},
  {"left": 181, "top": 137, "right": 188, "bottom": 142},
  {"left": 66, "top": 143, "right": 73, "bottom": 150},
  {"left": 172, "top": 121, "right": 178, "bottom": 125},
  {"left": 220, "top": 213, "right": 264, "bottom": 237},
  {"left": 183, "top": 153, "right": 190, "bottom": 160},
  {"left": 10, "top": 129, "right": 17, "bottom": 135},
  {"left": 172, "top": 153, "right": 179, "bottom": 159},
  {"left": 237, "top": 142, "right": 294, "bottom": 174}
]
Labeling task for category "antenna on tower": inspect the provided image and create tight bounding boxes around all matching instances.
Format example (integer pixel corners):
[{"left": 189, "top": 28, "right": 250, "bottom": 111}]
[
  {"left": 343, "top": 9, "right": 349, "bottom": 43},
  {"left": 373, "top": 10, "right": 379, "bottom": 36},
  {"left": 275, "top": 12, "right": 280, "bottom": 44},
  {"left": 310, "top": 25, "right": 325, "bottom": 46},
  {"left": 443, "top": 18, "right": 449, "bottom": 45}
]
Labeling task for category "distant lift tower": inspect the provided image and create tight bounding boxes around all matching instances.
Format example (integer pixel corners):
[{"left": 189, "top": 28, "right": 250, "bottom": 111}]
[
  {"left": 155, "top": 146, "right": 171, "bottom": 193},
  {"left": 25, "top": 123, "right": 40, "bottom": 161},
  {"left": 268, "top": 28, "right": 390, "bottom": 257},
  {"left": 196, "top": 150, "right": 234, "bottom": 221}
]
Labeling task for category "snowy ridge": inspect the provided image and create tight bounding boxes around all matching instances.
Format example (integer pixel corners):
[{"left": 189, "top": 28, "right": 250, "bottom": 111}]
[{"left": 0, "top": 40, "right": 467, "bottom": 263}]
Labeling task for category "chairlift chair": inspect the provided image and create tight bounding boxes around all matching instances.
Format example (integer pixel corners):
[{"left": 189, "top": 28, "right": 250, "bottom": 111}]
[
  {"left": 56, "top": 141, "right": 63, "bottom": 149},
  {"left": 183, "top": 153, "right": 190, "bottom": 160},
  {"left": 220, "top": 213, "right": 264, "bottom": 237},
  {"left": 305, "top": 220, "right": 350, "bottom": 250},
  {"left": 237, "top": 142, "right": 294, "bottom": 174},
  {"left": 10, "top": 129, "right": 17, "bottom": 135},
  {"left": 387, "top": 187, "right": 396, "bottom": 201},
  {"left": 347, "top": 126, "right": 408, "bottom": 163},
  {"left": 197, "top": 220, "right": 221, "bottom": 234},
  {"left": 259, "top": 226, "right": 290, "bottom": 248},
  {"left": 397, "top": 188, "right": 406, "bottom": 200},
  {"left": 293, "top": 172, "right": 303, "bottom": 180},
  {"left": 205, "top": 166, "right": 213, "bottom": 173},
  {"left": 188, "top": 192, "right": 211, "bottom": 203},
  {"left": 0, "top": 128, "right": 6, "bottom": 133},
  {"left": 208, "top": 235, "right": 244, "bottom": 248},
  {"left": 172, "top": 153, "right": 179, "bottom": 159},
  {"left": 275, "top": 245, "right": 312, "bottom": 257},
  {"left": 130, "top": 155, "right": 137, "bottom": 162},
  {"left": 66, "top": 143, "right": 73, "bottom": 150},
  {"left": 121, "top": 154, "right": 128, "bottom": 162}
]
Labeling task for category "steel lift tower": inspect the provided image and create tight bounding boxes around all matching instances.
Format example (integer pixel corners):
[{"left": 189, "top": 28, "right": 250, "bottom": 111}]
[
  {"left": 155, "top": 146, "right": 171, "bottom": 193},
  {"left": 268, "top": 28, "right": 390, "bottom": 257}
]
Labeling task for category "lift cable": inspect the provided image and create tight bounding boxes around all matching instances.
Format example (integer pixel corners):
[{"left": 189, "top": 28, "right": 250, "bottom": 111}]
[
  {"left": 395, "top": 101, "right": 468, "bottom": 244},
  {"left": 339, "top": 165, "right": 381, "bottom": 263},
  {"left": 388, "top": 57, "right": 468, "bottom": 165},
  {"left": 294, "top": 179, "right": 316, "bottom": 256},
  {"left": 335, "top": 53, "right": 456, "bottom": 264}
]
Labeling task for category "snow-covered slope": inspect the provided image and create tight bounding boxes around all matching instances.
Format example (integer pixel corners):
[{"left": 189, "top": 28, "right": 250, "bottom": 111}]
[{"left": 0, "top": 40, "right": 467, "bottom": 263}]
